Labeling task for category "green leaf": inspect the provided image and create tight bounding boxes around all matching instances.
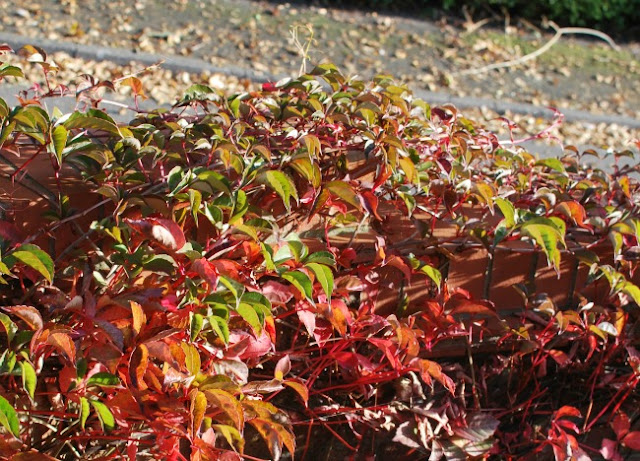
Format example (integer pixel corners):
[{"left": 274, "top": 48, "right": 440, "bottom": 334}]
[
  {"left": 90, "top": 400, "right": 115, "bottom": 431},
  {"left": 493, "top": 221, "right": 510, "bottom": 246},
  {"left": 536, "top": 158, "right": 566, "bottom": 173},
  {"left": 219, "top": 276, "right": 243, "bottom": 302},
  {"left": 241, "top": 292, "right": 272, "bottom": 311},
  {"left": 0, "top": 98, "right": 9, "bottom": 119},
  {"left": 7, "top": 244, "right": 54, "bottom": 282},
  {"left": 521, "top": 223, "right": 563, "bottom": 270},
  {"left": 189, "top": 189, "right": 202, "bottom": 224},
  {"left": 399, "top": 157, "right": 417, "bottom": 184},
  {"left": 621, "top": 281, "right": 640, "bottom": 305},
  {"left": 181, "top": 343, "right": 201, "bottom": 376},
  {"left": 301, "top": 134, "right": 321, "bottom": 157},
  {"left": 86, "top": 372, "right": 120, "bottom": 387},
  {"left": 0, "top": 313, "right": 17, "bottom": 344},
  {"left": 193, "top": 170, "right": 231, "bottom": 195},
  {"left": 421, "top": 265, "right": 442, "bottom": 291},
  {"left": 261, "top": 243, "right": 276, "bottom": 271},
  {"left": 0, "top": 121, "right": 16, "bottom": 148},
  {"left": 326, "top": 180, "right": 360, "bottom": 208},
  {"left": 51, "top": 124, "right": 68, "bottom": 165},
  {"left": 304, "top": 251, "right": 336, "bottom": 267},
  {"left": 209, "top": 315, "right": 230, "bottom": 345},
  {"left": 236, "top": 303, "right": 262, "bottom": 335},
  {"left": 212, "top": 424, "right": 245, "bottom": 453},
  {"left": 80, "top": 397, "right": 90, "bottom": 430},
  {"left": 263, "top": 170, "right": 298, "bottom": 212},
  {"left": 180, "top": 84, "right": 218, "bottom": 102},
  {"left": 287, "top": 239, "right": 308, "bottom": 262},
  {"left": 473, "top": 183, "right": 495, "bottom": 213},
  {"left": 282, "top": 271, "right": 313, "bottom": 300},
  {"left": 190, "top": 313, "right": 204, "bottom": 341},
  {"left": 305, "top": 263, "right": 334, "bottom": 301},
  {"left": 63, "top": 110, "right": 120, "bottom": 136},
  {"left": 21, "top": 362, "right": 37, "bottom": 399},
  {"left": 142, "top": 254, "right": 177, "bottom": 275},
  {"left": 0, "top": 63, "right": 24, "bottom": 79},
  {"left": 0, "top": 395, "right": 19, "bottom": 438},
  {"left": 231, "top": 189, "right": 249, "bottom": 223},
  {"left": 495, "top": 197, "right": 516, "bottom": 228},
  {"left": 290, "top": 157, "right": 321, "bottom": 189}
]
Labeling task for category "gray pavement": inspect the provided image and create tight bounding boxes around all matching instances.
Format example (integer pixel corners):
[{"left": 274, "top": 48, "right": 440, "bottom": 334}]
[{"left": 0, "top": 31, "right": 639, "bottom": 129}]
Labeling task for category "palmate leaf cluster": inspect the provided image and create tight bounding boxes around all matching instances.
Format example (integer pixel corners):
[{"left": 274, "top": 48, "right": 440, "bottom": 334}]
[{"left": 0, "top": 49, "right": 639, "bottom": 460}]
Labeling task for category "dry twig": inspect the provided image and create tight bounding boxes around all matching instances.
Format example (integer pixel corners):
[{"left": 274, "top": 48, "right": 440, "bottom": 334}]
[{"left": 455, "top": 21, "right": 620, "bottom": 76}]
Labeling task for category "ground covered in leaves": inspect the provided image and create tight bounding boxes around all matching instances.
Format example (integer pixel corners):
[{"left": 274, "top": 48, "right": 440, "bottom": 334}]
[{"left": 3, "top": 0, "right": 639, "bottom": 148}]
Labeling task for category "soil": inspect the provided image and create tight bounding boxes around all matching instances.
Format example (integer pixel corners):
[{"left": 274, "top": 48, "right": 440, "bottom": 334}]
[{"left": 2, "top": 0, "right": 639, "bottom": 149}]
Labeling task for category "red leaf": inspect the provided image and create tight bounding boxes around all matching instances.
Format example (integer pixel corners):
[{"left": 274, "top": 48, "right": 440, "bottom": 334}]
[
  {"left": 359, "top": 191, "right": 382, "bottom": 221},
  {"left": 368, "top": 337, "right": 401, "bottom": 369},
  {"left": 622, "top": 431, "right": 640, "bottom": 450},
  {"left": 211, "top": 259, "right": 243, "bottom": 281},
  {"left": 554, "top": 406, "right": 581, "bottom": 420},
  {"left": 125, "top": 217, "right": 186, "bottom": 250},
  {"left": 10, "top": 451, "right": 59, "bottom": 460},
  {"left": 47, "top": 332, "right": 76, "bottom": 363},
  {"left": 274, "top": 355, "right": 291, "bottom": 380},
  {"left": 600, "top": 438, "right": 621, "bottom": 461},
  {"left": 193, "top": 258, "right": 219, "bottom": 288},
  {"left": 242, "top": 379, "right": 284, "bottom": 394},
  {"left": 296, "top": 307, "right": 316, "bottom": 339},
  {"left": 548, "top": 349, "right": 570, "bottom": 367},
  {"left": 445, "top": 293, "right": 497, "bottom": 317},
  {"left": 453, "top": 413, "right": 500, "bottom": 443},
  {"left": 227, "top": 331, "right": 273, "bottom": 361},
  {"left": 59, "top": 365, "right": 76, "bottom": 392},
  {"left": 384, "top": 255, "right": 412, "bottom": 281},
  {"left": 204, "top": 389, "right": 244, "bottom": 431},
  {"left": 372, "top": 164, "right": 392, "bottom": 192},
  {"left": 4, "top": 305, "right": 43, "bottom": 330},
  {"left": 262, "top": 281, "right": 293, "bottom": 305},
  {"left": 0, "top": 221, "right": 22, "bottom": 244},
  {"left": 612, "top": 411, "right": 630, "bottom": 439}
]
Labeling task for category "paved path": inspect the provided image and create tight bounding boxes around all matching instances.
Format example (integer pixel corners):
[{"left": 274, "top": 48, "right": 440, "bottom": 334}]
[{"left": 1, "top": 31, "right": 639, "bottom": 130}]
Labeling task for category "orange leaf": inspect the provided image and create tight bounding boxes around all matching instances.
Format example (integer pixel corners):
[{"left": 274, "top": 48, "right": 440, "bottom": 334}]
[
  {"left": 204, "top": 389, "right": 244, "bottom": 431},
  {"left": 46, "top": 332, "right": 76, "bottom": 363},
  {"left": 4, "top": 305, "right": 43, "bottom": 330},
  {"left": 130, "top": 344, "right": 149, "bottom": 390},
  {"left": 180, "top": 342, "right": 201, "bottom": 376},
  {"left": 191, "top": 390, "right": 208, "bottom": 436},
  {"left": 248, "top": 419, "right": 283, "bottom": 461},
  {"left": 119, "top": 76, "right": 147, "bottom": 99},
  {"left": 416, "top": 359, "right": 455, "bottom": 395},
  {"left": 556, "top": 201, "right": 587, "bottom": 228},
  {"left": 130, "top": 301, "right": 146, "bottom": 337},
  {"left": 284, "top": 379, "right": 309, "bottom": 407}
]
